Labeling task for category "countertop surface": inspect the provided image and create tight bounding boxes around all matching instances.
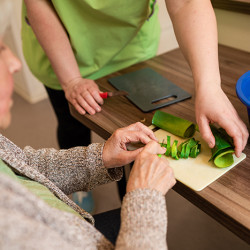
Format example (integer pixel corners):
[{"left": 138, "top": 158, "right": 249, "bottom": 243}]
[{"left": 70, "top": 45, "right": 250, "bottom": 243}]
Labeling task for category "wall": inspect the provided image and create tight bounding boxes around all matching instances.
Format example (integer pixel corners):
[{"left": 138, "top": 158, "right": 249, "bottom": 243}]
[
  {"left": 214, "top": 8, "right": 250, "bottom": 52},
  {"left": 6, "top": 0, "right": 48, "bottom": 104},
  {"left": 157, "top": 0, "right": 179, "bottom": 55}
]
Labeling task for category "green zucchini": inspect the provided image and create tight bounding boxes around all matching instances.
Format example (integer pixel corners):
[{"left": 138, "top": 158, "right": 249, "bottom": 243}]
[
  {"left": 177, "top": 140, "right": 188, "bottom": 158},
  {"left": 161, "top": 136, "right": 200, "bottom": 160},
  {"left": 165, "top": 135, "right": 171, "bottom": 156},
  {"left": 152, "top": 111, "right": 195, "bottom": 138},
  {"left": 179, "top": 144, "right": 186, "bottom": 158},
  {"left": 156, "top": 119, "right": 234, "bottom": 167},
  {"left": 190, "top": 144, "right": 201, "bottom": 158},
  {"left": 184, "top": 138, "right": 197, "bottom": 158},
  {"left": 214, "top": 150, "right": 234, "bottom": 168},
  {"left": 210, "top": 126, "right": 234, "bottom": 168},
  {"left": 171, "top": 140, "right": 179, "bottom": 160}
]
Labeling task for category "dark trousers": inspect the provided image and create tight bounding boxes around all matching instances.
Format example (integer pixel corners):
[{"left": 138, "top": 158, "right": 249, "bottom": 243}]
[
  {"left": 93, "top": 208, "right": 121, "bottom": 245},
  {"left": 45, "top": 87, "right": 91, "bottom": 149}
]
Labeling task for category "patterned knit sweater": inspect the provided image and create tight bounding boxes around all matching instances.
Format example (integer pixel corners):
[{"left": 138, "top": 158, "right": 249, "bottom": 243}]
[{"left": 0, "top": 134, "right": 168, "bottom": 249}]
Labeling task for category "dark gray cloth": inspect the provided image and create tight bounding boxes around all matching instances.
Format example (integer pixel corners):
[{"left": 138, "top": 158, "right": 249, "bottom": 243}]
[{"left": 94, "top": 208, "right": 121, "bottom": 245}]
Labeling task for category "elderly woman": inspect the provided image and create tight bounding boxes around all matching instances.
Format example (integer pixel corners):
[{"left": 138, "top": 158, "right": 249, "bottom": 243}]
[{"left": 0, "top": 0, "right": 176, "bottom": 249}]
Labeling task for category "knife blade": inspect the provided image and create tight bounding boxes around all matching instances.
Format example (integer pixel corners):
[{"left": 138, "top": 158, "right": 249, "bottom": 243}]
[{"left": 99, "top": 90, "right": 128, "bottom": 99}]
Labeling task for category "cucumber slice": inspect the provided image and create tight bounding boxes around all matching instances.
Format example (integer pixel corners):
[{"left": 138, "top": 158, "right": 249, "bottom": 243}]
[
  {"left": 210, "top": 126, "right": 234, "bottom": 160},
  {"left": 160, "top": 136, "right": 200, "bottom": 160},
  {"left": 214, "top": 150, "right": 234, "bottom": 168},
  {"left": 171, "top": 140, "right": 179, "bottom": 160},
  {"left": 179, "top": 144, "right": 186, "bottom": 158},
  {"left": 210, "top": 126, "right": 235, "bottom": 168},
  {"left": 184, "top": 138, "right": 197, "bottom": 158},
  {"left": 165, "top": 135, "right": 171, "bottom": 156},
  {"left": 190, "top": 144, "right": 201, "bottom": 158}
]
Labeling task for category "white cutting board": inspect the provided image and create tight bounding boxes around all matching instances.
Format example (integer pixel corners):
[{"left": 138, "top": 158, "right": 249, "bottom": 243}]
[{"left": 150, "top": 125, "right": 246, "bottom": 191}]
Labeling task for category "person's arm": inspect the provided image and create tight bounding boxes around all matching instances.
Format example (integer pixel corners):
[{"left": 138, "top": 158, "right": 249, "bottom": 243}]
[
  {"left": 165, "top": 0, "right": 248, "bottom": 157},
  {"left": 116, "top": 141, "right": 176, "bottom": 249},
  {"left": 24, "top": 0, "right": 103, "bottom": 115},
  {"left": 23, "top": 123, "right": 157, "bottom": 195},
  {"left": 23, "top": 143, "right": 122, "bottom": 194},
  {"left": 0, "top": 174, "right": 113, "bottom": 249}
]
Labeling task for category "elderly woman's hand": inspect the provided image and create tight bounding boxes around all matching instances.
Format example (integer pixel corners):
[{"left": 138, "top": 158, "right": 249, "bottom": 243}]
[
  {"left": 102, "top": 122, "right": 157, "bottom": 168},
  {"left": 127, "top": 141, "right": 176, "bottom": 195}
]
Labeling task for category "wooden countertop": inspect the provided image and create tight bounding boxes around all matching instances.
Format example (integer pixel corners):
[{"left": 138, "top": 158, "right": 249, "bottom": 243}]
[{"left": 70, "top": 45, "right": 250, "bottom": 243}]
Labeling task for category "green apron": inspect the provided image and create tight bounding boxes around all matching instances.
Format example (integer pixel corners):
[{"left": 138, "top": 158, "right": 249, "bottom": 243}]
[
  {"left": 22, "top": 0, "right": 160, "bottom": 90},
  {"left": 0, "top": 159, "right": 82, "bottom": 218}
]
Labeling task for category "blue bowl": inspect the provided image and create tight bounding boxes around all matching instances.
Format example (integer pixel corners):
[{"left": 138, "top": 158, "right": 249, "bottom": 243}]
[{"left": 236, "top": 71, "right": 250, "bottom": 124}]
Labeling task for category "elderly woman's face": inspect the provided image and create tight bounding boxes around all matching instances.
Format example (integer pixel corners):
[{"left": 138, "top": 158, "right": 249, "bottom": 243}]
[{"left": 0, "top": 39, "right": 21, "bottom": 129}]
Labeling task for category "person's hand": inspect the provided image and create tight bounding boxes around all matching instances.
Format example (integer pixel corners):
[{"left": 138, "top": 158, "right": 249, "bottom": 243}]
[
  {"left": 63, "top": 77, "right": 104, "bottom": 115},
  {"left": 127, "top": 141, "right": 176, "bottom": 195},
  {"left": 103, "top": 122, "right": 158, "bottom": 168},
  {"left": 195, "top": 85, "right": 249, "bottom": 157}
]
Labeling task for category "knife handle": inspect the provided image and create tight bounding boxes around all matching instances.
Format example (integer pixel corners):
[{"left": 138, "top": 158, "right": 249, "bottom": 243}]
[{"left": 99, "top": 92, "right": 108, "bottom": 99}]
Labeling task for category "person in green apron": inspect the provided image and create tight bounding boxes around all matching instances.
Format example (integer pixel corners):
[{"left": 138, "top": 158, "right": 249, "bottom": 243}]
[
  {"left": 22, "top": 0, "right": 160, "bottom": 146},
  {"left": 22, "top": 0, "right": 248, "bottom": 197},
  {"left": 22, "top": 0, "right": 161, "bottom": 204}
]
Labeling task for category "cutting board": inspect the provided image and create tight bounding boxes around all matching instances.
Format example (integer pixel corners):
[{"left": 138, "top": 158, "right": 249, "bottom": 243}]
[
  {"left": 108, "top": 68, "right": 191, "bottom": 112},
  {"left": 150, "top": 125, "right": 246, "bottom": 191}
]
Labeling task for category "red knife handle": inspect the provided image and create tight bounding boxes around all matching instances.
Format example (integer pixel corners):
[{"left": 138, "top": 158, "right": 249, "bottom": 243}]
[{"left": 99, "top": 92, "right": 108, "bottom": 99}]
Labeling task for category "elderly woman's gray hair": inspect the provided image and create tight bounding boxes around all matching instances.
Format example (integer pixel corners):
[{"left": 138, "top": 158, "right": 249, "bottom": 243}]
[{"left": 0, "top": 0, "right": 12, "bottom": 36}]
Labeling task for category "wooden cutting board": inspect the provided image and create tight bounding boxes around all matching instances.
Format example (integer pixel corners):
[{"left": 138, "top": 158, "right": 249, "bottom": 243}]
[{"left": 150, "top": 125, "right": 246, "bottom": 191}]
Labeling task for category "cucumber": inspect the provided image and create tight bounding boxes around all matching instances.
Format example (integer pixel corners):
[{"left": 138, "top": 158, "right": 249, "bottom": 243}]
[
  {"left": 210, "top": 126, "right": 235, "bottom": 168},
  {"left": 152, "top": 111, "right": 195, "bottom": 138}
]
